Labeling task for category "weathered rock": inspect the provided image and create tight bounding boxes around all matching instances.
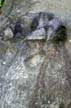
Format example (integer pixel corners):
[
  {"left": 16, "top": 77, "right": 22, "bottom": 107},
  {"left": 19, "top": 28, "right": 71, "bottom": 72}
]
[
  {"left": 13, "top": 19, "right": 24, "bottom": 37},
  {"left": 0, "top": 0, "right": 71, "bottom": 108},
  {"left": 26, "top": 28, "right": 46, "bottom": 40},
  {"left": 47, "top": 17, "right": 67, "bottom": 42},
  {"left": 30, "top": 15, "right": 39, "bottom": 32},
  {"left": 0, "top": 33, "right": 71, "bottom": 108},
  {"left": 3, "top": 27, "right": 13, "bottom": 40},
  {"left": 30, "top": 12, "right": 54, "bottom": 32}
]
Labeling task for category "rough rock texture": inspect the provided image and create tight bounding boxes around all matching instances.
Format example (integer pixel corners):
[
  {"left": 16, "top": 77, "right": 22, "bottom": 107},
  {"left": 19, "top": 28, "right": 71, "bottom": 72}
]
[
  {"left": 0, "top": 0, "right": 71, "bottom": 108},
  {"left": 0, "top": 35, "right": 71, "bottom": 108}
]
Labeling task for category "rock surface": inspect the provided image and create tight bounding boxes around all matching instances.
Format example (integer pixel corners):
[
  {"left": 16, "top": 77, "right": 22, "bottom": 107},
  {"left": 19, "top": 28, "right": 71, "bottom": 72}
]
[
  {"left": 3, "top": 27, "right": 13, "bottom": 40},
  {"left": 0, "top": 33, "right": 71, "bottom": 108},
  {"left": 0, "top": 0, "right": 71, "bottom": 108}
]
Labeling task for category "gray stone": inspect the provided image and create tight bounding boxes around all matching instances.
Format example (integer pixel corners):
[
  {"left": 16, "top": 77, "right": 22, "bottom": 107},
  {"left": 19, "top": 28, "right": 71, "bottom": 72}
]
[
  {"left": 26, "top": 28, "right": 46, "bottom": 40},
  {"left": 3, "top": 27, "right": 13, "bottom": 41},
  {"left": 0, "top": 0, "right": 71, "bottom": 108}
]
